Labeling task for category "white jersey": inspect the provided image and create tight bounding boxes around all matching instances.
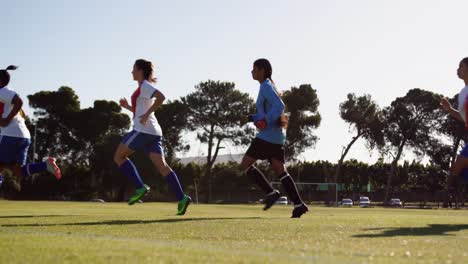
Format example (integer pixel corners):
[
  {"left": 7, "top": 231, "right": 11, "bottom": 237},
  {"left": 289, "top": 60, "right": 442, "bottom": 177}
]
[
  {"left": 0, "top": 87, "right": 30, "bottom": 139},
  {"left": 458, "top": 85, "right": 468, "bottom": 126},
  {"left": 130, "top": 80, "right": 162, "bottom": 136}
]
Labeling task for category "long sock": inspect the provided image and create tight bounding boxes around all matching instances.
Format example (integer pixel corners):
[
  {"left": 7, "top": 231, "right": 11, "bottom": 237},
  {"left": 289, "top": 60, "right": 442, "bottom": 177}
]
[
  {"left": 0, "top": 174, "right": 3, "bottom": 188},
  {"left": 279, "top": 172, "right": 303, "bottom": 205},
  {"left": 22, "top": 162, "right": 47, "bottom": 178},
  {"left": 165, "top": 171, "right": 185, "bottom": 201},
  {"left": 119, "top": 159, "right": 144, "bottom": 189},
  {"left": 246, "top": 166, "right": 275, "bottom": 194}
]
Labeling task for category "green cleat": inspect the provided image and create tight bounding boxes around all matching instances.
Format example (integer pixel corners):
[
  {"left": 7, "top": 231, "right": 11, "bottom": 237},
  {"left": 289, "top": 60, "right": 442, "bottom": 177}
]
[
  {"left": 176, "top": 195, "right": 192, "bottom": 215},
  {"left": 128, "top": 184, "right": 150, "bottom": 205}
]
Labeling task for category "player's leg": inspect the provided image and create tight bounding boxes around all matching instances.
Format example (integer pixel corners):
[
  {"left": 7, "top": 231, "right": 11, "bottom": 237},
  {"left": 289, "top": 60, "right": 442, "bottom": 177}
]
[
  {"left": 0, "top": 163, "right": 7, "bottom": 189},
  {"left": 242, "top": 138, "right": 281, "bottom": 210},
  {"left": 20, "top": 139, "right": 61, "bottom": 180},
  {"left": 242, "top": 154, "right": 280, "bottom": 210},
  {"left": 447, "top": 153, "right": 468, "bottom": 207},
  {"left": 449, "top": 155, "right": 468, "bottom": 187},
  {"left": 271, "top": 158, "right": 308, "bottom": 218},
  {"left": 114, "top": 131, "right": 149, "bottom": 205},
  {"left": 147, "top": 139, "right": 191, "bottom": 215}
]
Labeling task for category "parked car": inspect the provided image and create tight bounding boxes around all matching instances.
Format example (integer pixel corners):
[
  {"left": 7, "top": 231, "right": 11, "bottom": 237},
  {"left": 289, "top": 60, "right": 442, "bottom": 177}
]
[
  {"left": 359, "top": 196, "right": 371, "bottom": 207},
  {"left": 389, "top": 198, "right": 403, "bottom": 207},
  {"left": 341, "top": 198, "right": 353, "bottom": 207},
  {"left": 275, "top": 196, "right": 288, "bottom": 205}
]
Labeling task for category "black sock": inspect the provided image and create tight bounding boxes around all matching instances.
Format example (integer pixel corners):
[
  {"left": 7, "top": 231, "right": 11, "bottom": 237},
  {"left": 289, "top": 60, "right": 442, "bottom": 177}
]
[
  {"left": 280, "top": 172, "right": 303, "bottom": 205},
  {"left": 247, "top": 166, "right": 275, "bottom": 194}
]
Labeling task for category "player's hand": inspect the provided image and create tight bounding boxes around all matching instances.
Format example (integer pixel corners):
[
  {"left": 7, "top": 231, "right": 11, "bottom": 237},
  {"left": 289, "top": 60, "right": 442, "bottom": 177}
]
[
  {"left": 119, "top": 98, "right": 131, "bottom": 110},
  {"left": 440, "top": 98, "right": 452, "bottom": 112},
  {"left": 0, "top": 118, "right": 9, "bottom": 127},
  {"left": 139, "top": 113, "right": 150, "bottom": 125},
  {"left": 254, "top": 119, "right": 267, "bottom": 130}
]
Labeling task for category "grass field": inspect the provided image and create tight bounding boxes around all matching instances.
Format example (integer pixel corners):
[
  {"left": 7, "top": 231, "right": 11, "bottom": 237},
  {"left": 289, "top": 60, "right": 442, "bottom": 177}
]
[{"left": 0, "top": 201, "right": 467, "bottom": 264}]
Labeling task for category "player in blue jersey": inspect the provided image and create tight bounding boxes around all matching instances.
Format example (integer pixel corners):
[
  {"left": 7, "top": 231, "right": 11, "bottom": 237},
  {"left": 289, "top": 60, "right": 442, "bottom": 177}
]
[{"left": 240, "top": 58, "right": 308, "bottom": 218}]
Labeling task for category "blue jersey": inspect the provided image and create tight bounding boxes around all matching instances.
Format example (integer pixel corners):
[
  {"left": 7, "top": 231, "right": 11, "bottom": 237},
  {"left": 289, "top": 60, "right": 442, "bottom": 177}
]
[{"left": 250, "top": 79, "right": 286, "bottom": 145}]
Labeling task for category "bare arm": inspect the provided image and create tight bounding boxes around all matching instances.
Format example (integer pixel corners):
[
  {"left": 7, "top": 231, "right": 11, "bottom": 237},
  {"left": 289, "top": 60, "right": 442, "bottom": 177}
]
[
  {"left": 448, "top": 108, "right": 464, "bottom": 123},
  {"left": 440, "top": 98, "right": 464, "bottom": 123},
  {"left": 119, "top": 98, "right": 132, "bottom": 112},
  {"left": 0, "top": 95, "right": 23, "bottom": 127},
  {"left": 139, "top": 90, "right": 166, "bottom": 125}
]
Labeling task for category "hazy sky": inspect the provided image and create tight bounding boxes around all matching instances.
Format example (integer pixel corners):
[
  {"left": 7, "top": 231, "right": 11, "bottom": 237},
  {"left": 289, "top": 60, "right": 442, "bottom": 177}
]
[{"left": 3, "top": 0, "right": 467, "bottom": 163}]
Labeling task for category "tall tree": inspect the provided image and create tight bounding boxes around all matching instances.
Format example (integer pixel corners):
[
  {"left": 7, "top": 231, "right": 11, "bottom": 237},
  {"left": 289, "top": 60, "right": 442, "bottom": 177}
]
[
  {"left": 282, "top": 84, "right": 321, "bottom": 160},
  {"left": 155, "top": 99, "right": 190, "bottom": 163},
  {"left": 182, "top": 80, "right": 254, "bottom": 202},
  {"left": 335, "top": 93, "right": 384, "bottom": 186},
  {"left": 381, "top": 88, "right": 443, "bottom": 201},
  {"left": 27, "top": 86, "right": 81, "bottom": 161},
  {"left": 73, "top": 100, "right": 130, "bottom": 164}
]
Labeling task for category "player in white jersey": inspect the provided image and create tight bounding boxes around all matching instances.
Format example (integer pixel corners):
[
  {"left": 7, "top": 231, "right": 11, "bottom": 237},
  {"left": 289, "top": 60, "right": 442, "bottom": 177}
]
[
  {"left": 114, "top": 59, "right": 191, "bottom": 215},
  {"left": 0, "top": 65, "right": 61, "bottom": 189},
  {"left": 440, "top": 57, "right": 468, "bottom": 200}
]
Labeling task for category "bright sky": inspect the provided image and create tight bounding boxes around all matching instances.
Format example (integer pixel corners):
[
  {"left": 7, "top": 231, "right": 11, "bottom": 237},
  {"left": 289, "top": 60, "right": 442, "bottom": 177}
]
[{"left": 3, "top": 0, "right": 468, "bottom": 163}]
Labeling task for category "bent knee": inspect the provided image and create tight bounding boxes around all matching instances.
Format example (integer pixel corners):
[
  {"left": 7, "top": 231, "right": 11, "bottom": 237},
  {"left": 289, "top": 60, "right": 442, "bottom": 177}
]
[{"left": 113, "top": 152, "right": 127, "bottom": 166}]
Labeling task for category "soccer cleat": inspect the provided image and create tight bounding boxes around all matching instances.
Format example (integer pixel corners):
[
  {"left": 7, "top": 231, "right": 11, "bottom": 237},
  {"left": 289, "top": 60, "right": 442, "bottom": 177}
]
[
  {"left": 291, "top": 203, "right": 309, "bottom": 218},
  {"left": 46, "top": 157, "right": 62, "bottom": 180},
  {"left": 176, "top": 195, "right": 192, "bottom": 215},
  {"left": 128, "top": 184, "right": 150, "bottom": 205},
  {"left": 263, "top": 190, "right": 281, "bottom": 211}
]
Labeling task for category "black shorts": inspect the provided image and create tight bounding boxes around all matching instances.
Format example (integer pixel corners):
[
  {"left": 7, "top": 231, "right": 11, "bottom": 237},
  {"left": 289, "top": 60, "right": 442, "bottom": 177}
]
[{"left": 245, "top": 138, "right": 285, "bottom": 164}]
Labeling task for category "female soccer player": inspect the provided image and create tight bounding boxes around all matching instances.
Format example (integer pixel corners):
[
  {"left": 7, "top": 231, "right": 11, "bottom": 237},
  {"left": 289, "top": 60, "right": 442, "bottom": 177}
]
[
  {"left": 441, "top": 57, "right": 468, "bottom": 195},
  {"left": 114, "top": 59, "right": 191, "bottom": 215},
  {"left": 0, "top": 65, "right": 62, "bottom": 187},
  {"left": 240, "top": 58, "right": 308, "bottom": 218}
]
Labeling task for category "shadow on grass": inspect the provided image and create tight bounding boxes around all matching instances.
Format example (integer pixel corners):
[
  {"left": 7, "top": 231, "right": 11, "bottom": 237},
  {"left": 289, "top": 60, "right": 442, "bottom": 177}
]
[
  {"left": 0, "top": 215, "right": 77, "bottom": 219},
  {"left": 353, "top": 224, "right": 468, "bottom": 238},
  {"left": 1, "top": 217, "right": 262, "bottom": 227}
]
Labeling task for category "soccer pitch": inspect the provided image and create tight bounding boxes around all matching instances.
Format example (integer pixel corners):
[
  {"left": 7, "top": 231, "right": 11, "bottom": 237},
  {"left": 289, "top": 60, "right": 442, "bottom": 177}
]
[{"left": 0, "top": 201, "right": 467, "bottom": 264}]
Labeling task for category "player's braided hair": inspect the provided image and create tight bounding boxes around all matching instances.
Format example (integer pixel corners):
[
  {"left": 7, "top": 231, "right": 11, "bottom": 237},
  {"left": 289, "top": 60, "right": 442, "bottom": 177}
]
[
  {"left": 0, "top": 65, "right": 18, "bottom": 87},
  {"left": 135, "top": 59, "right": 157, "bottom": 83},
  {"left": 253, "top": 58, "right": 288, "bottom": 129}
]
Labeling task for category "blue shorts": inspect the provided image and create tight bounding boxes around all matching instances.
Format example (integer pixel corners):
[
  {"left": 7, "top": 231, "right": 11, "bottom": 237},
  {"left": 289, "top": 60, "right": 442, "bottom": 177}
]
[
  {"left": 0, "top": 135, "right": 31, "bottom": 166},
  {"left": 122, "top": 130, "right": 164, "bottom": 155},
  {"left": 459, "top": 144, "right": 468, "bottom": 183}
]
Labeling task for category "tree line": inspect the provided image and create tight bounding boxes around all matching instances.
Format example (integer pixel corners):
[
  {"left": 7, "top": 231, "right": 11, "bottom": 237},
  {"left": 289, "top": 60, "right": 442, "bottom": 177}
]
[{"left": 0, "top": 81, "right": 464, "bottom": 203}]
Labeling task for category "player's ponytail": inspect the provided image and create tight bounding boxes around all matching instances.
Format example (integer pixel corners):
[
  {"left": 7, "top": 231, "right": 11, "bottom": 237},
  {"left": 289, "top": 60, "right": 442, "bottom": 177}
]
[
  {"left": 6, "top": 65, "right": 18, "bottom": 71},
  {"left": 253, "top": 58, "right": 288, "bottom": 129},
  {"left": 0, "top": 65, "right": 18, "bottom": 87}
]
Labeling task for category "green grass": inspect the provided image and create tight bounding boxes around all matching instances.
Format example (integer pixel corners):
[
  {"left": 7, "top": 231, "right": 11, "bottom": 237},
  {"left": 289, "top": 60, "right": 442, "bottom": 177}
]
[{"left": 0, "top": 201, "right": 467, "bottom": 263}]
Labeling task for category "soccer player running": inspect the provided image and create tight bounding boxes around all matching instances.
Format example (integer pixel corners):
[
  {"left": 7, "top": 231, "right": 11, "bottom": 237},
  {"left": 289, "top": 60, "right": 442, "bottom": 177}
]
[
  {"left": 0, "top": 65, "right": 62, "bottom": 188},
  {"left": 440, "top": 57, "right": 468, "bottom": 201},
  {"left": 240, "top": 58, "right": 308, "bottom": 218},
  {"left": 114, "top": 59, "right": 191, "bottom": 215}
]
